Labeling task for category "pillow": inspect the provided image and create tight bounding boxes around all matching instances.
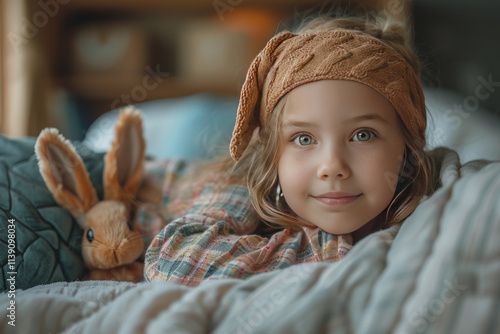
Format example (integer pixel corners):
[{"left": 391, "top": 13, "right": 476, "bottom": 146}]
[
  {"left": 0, "top": 135, "right": 104, "bottom": 291},
  {"left": 84, "top": 93, "right": 239, "bottom": 160},
  {"left": 424, "top": 87, "right": 500, "bottom": 163}
]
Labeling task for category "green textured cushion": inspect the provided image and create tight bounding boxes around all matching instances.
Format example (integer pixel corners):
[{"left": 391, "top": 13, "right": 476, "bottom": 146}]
[{"left": 0, "top": 135, "right": 104, "bottom": 291}]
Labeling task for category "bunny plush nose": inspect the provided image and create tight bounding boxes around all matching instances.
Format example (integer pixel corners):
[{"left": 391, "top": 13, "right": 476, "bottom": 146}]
[
  {"left": 113, "top": 234, "right": 144, "bottom": 266},
  {"left": 82, "top": 200, "right": 144, "bottom": 269}
]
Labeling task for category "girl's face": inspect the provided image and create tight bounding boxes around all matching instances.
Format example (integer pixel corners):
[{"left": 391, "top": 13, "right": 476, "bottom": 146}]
[{"left": 277, "top": 80, "right": 406, "bottom": 235}]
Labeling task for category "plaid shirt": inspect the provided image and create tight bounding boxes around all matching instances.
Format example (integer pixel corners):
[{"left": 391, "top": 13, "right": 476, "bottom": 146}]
[{"left": 135, "top": 159, "right": 352, "bottom": 287}]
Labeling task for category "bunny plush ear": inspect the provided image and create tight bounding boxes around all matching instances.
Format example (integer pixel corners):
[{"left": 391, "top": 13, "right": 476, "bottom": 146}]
[
  {"left": 35, "top": 128, "right": 99, "bottom": 221},
  {"left": 103, "top": 107, "right": 145, "bottom": 209}
]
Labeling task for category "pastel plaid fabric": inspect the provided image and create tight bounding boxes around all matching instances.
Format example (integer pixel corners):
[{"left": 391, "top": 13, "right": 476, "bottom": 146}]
[{"left": 136, "top": 159, "right": 352, "bottom": 287}]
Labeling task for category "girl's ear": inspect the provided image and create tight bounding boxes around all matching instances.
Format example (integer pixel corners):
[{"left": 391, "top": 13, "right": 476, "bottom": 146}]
[
  {"left": 35, "top": 128, "right": 99, "bottom": 221},
  {"left": 103, "top": 107, "right": 145, "bottom": 209}
]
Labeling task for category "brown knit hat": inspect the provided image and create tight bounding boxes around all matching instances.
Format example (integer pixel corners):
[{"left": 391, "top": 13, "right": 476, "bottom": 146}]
[{"left": 230, "top": 29, "right": 426, "bottom": 161}]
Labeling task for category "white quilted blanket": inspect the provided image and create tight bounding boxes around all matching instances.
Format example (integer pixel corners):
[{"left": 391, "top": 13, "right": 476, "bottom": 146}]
[{"left": 1, "top": 149, "right": 499, "bottom": 334}]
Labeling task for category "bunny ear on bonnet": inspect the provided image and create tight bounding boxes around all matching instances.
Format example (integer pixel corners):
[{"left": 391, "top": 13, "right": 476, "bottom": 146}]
[
  {"left": 35, "top": 128, "right": 99, "bottom": 221},
  {"left": 103, "top": 107, "right": 145, "bottom": 210},
  {"left": 230, "top": 32, "right": 297, "bottom": 161}
]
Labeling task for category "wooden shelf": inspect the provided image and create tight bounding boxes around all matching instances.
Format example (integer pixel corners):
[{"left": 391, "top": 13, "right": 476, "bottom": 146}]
[
  {"left": 39, "top": 0, "right": 334, "bottom": 137},
  {"left": 59, "top": 75, "right": 240, "bottom": 101}
]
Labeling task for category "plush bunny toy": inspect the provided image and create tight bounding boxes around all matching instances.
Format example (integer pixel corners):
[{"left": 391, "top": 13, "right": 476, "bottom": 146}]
[{"left": 35, "top": 108, "right": 145, "bottom": 282}]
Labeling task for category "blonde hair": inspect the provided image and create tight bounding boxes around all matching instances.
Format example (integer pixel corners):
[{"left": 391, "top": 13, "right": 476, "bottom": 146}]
[
  {"left": 226, "top": 8, "right": 436, "bottom": 230},
  {"left": 235, "top": 97, "right": 311, "bottom": 230}
]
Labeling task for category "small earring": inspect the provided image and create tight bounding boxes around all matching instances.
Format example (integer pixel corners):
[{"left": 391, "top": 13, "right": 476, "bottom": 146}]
[{"left": 276, "top": 182, "right": 284, "bottom": 205}]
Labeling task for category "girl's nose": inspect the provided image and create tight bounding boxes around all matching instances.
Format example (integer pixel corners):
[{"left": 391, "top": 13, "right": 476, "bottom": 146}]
[{"left": 316, "top": 153, "right": 351, "bottom": 181}]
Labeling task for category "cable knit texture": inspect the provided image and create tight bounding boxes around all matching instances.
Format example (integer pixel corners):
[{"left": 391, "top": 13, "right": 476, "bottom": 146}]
[{"left": 230, "top": 29, "right": 426, "bottom": 161}]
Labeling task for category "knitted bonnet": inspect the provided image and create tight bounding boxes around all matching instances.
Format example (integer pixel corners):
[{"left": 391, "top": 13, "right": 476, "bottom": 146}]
[{"left": 229, "top": 29, "right": 426, "bottom": 161}]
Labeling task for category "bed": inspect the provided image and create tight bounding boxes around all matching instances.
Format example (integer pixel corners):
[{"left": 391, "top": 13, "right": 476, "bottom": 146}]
[{"left": 1, "top": 90, "right": 499, "bottom": 333}]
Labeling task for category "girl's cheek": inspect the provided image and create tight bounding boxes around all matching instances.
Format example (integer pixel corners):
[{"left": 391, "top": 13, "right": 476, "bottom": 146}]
[
  {"left": 287, "top": 151, "right": 310, "bottom": 169},
  {"left": 278, "top": 151, "right": 302, "bottom": 177}
]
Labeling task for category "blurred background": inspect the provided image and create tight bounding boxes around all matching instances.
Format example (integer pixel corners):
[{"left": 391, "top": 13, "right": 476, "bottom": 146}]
[{"left": 0, "top": 0, "right": 499, "bottom": 146}]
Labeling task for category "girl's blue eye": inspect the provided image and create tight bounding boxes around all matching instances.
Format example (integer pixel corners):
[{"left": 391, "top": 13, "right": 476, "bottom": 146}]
[
  {"left": 293, "top": 134, "right": 314, "bottom": 146},
  {"left": 352, "top": 130, "right": 376, "bottom": 142}
]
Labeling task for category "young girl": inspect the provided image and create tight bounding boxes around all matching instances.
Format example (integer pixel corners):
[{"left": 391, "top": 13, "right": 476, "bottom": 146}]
[{"left": 139, "top": 6, "right": 435, "bottom": 286}]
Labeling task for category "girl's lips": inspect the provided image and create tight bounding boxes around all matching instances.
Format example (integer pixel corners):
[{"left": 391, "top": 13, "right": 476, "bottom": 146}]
[{"left": 312, "top": 193, "right": 362, "bottom": 206}]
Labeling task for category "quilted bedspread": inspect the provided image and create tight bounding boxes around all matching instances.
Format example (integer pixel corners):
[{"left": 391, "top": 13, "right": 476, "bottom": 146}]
[{"left": 0, "top": 149, "right": 499, "bottom": 334}]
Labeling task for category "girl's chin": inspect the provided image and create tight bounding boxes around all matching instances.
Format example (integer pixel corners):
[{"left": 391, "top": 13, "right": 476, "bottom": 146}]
[{"left": 312, "top": 222, "right": 366, "bottom": 235}]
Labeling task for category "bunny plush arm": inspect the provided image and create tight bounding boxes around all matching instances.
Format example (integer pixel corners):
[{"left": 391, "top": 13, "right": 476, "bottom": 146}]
[{"left": 35, "top": 107, "right": 145, "bottom": 282}]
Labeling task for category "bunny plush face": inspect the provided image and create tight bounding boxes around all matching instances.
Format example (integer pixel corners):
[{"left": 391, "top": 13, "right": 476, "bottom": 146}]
[
  {"left": 36, "top": 108, "right": 146, "bottom": 282},
  {"left": 82, "top": 200, "right": 144, "bottom": 269}
]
